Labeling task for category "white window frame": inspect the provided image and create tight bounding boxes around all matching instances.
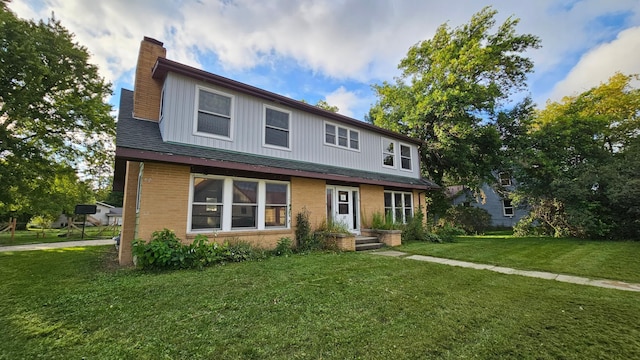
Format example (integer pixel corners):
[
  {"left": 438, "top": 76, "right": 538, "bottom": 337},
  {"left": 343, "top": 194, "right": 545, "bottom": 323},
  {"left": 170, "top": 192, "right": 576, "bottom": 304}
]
[
  {"left": 399, "top": 143, "right": 412, "bottom": 171},
  {"left": 193, "top": 85, "right": 234, "bottom": 141},
  {"left": 499, "top": 172, "right": 512, "bottom": 186},
  {"left": 262, "top": 104, "right": 292, "bottom": 151},
  {"left": 503, "top": 199, "right": 514, "bottom": 217},
  {"left": 382, "top": 138, "right": 396, "bottom": 169},
  {"left": 188, "top": 174, "right": 290, "bottom": 233},
  {"left": 324, "top": 121, "right": 360, "bottom": 152},
  {"left": 384, "top": 190, "right": 413, "bottom": 224}
]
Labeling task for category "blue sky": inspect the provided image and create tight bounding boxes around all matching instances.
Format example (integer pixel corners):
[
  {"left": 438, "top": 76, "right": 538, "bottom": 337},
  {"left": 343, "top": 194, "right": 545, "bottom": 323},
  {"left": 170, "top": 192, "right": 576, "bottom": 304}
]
[{"left": 9, "top": 0, "right": 640, "bottom": 121}]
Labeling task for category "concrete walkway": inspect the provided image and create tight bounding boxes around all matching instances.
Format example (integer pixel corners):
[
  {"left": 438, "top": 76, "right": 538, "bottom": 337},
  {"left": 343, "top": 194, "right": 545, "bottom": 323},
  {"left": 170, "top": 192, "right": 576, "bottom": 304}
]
[
  {"left": 373, "top": 250, "right": 640, "bottom": 293},
  {"left": 0, "top": 239, "right": 114, "bottom": 252}
]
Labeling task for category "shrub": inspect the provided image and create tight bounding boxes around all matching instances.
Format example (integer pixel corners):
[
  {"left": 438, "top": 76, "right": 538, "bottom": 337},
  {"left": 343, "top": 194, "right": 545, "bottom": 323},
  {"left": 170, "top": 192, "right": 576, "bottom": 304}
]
[
  {"left": 296, "top": 208, "right": 321, "bottom": 251},
  {"left": 438, "top": 206, "right": 491, "bottom": 234},
  {"left": 370, "top": 211, "right": 402, "bottom": 230},
  {"left": 132, "top": 229, "right": 265, "bottom": 270},
  {"left": 434, "top": 224, "right": 466, "bottom": 242},
  {"left": 273, "top": 237, "right": 293, "bottom": 257},
  {"left": 402, "top": 207, "right": 427, "bottom": 243}
]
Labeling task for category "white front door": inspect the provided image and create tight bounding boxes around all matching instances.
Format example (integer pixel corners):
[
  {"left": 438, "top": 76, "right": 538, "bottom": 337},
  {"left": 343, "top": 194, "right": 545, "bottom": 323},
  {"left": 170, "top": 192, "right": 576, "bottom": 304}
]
[{"left": 326, "top": 186, "right": 360, "bottom": 234}]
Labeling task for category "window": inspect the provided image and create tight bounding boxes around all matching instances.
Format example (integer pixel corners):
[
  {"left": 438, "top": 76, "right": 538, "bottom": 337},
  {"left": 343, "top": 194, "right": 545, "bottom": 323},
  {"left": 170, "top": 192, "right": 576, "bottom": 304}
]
[
  {"left": 400, "top": 144, "right": 412, "bottom": 170},
  {"left": 159, "top": 87, "right": 165, "bottom": 121},
  {"left": 324, "top": 122, "right": 359, "bottom": 150},
  {"left": 265, "top": 183, "right": 287, "bottom": 227},
  {"left": 325, "top": 123, "right": 336, "bottom": 144},
  {"left": 136, "top": 163, "right": 144, "bottom": 213},
  {"left": 382, "top": 139, "right": 395, "bottom": 167},
  {"left": 503, "top": 199, "right": 514, "bottom": 217},
  {"left": 264, "top": 106, "right": 290, "bottom": 149},
  {"left": 191, "top": 178, "right": 224, "bottom": 230},
  {"left": 384, "top": 191, "right": 413, "bottom": 223},
  {"left": 195, "top": 87, "right": 232, "bottom": 138},
  {"left": 232, "top": 181, "right": 258, "bottom": 228},
  {"left": 350, "top": 131, "right": 359, "bottom": 150},
  {"left": 189, "top": 175, "right": 289, "bottom": 232},
  {"left": 499, "top": 172, "right": 512, "bottom": 186}
]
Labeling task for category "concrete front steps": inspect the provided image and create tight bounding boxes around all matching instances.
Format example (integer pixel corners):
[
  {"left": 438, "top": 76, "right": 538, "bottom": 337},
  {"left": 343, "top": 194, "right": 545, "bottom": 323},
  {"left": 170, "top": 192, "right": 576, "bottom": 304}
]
[{"left": 355, "top": 236, "right": 384, "bottom": 251}]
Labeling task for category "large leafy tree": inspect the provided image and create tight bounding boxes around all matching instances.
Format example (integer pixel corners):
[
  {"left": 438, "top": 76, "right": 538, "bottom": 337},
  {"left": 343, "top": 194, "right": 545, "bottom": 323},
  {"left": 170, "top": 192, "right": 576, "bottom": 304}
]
[
  {"left": 513, "top": 73, "right": 640, "bottom": 239},
  {"left": 0, "top": 2, "right": 114, "bottom": 219},
  {"left": 369, "top": 7, "right": 540, "bottom": 188}
]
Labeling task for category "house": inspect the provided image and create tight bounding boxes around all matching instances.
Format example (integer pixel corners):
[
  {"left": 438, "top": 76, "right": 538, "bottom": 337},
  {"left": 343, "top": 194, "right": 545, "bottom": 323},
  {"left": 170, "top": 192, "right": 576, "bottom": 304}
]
[
  {"left": 92, "top": 201, "right": 123, "bottom": 226},
  {"left": 448, "top": 172, "right": 527, "bottom": 228},
  {"left": 113, "top": 37, "right": 438, "bottom": 265},
  {"left": 50, "top": 201, "right": 122, "bottom": 228}
]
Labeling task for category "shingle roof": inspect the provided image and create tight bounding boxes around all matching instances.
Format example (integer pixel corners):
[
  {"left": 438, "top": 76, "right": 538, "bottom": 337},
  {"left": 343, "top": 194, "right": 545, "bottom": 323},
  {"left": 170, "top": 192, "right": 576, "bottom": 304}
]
[{"left": 116, "top": 89, "right": 439, "bottom": 190}]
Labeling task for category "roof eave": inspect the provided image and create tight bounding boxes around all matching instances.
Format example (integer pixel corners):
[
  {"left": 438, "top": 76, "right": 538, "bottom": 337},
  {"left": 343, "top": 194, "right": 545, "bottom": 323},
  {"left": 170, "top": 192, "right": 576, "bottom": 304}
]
[{"left": 115, "top": 146, "right": 436, "bottom": 191}]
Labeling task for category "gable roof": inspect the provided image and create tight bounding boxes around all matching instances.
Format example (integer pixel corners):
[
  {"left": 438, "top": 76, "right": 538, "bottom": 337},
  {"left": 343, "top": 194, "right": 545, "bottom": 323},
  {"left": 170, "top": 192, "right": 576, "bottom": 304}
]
[
  {"left": 115, "top": 89, "right": 438, "bottom": 190},
  {"left": 151, "top": 57, "right": 422, "bottom": 145}
]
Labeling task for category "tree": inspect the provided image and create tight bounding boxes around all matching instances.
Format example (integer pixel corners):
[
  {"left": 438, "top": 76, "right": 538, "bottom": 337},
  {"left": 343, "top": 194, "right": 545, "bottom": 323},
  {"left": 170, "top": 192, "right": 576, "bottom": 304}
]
[
  {"left": 513, "top": 73, "right": 640, "bottom": 239},
  {"left": 369, "top": 7, "right": 540, "bottom": 188},
  {"left": 0, "top": 3, "right": 114, "bottom": 219},
  {"left": 300, "top": 99, "right": 339, "bottom": 113},
  {"left": 314, "top": 99, "right": 339, "bottom": 113}
]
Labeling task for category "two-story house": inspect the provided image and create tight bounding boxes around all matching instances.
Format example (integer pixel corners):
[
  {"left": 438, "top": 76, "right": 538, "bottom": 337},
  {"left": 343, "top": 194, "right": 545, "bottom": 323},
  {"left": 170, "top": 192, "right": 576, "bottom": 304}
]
[
  {"left": 448, "top": 172, "right": 528, "bottom": 228},
  {"left": 114, "top": 37, "right": 438, "bottom": 265}
]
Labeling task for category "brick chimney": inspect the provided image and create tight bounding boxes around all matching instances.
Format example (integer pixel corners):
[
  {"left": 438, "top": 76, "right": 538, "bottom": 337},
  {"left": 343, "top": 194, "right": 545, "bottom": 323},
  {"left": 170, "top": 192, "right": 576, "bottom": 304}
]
[{"left": 133, "top": 37, "right": 166, "bottom": 121}]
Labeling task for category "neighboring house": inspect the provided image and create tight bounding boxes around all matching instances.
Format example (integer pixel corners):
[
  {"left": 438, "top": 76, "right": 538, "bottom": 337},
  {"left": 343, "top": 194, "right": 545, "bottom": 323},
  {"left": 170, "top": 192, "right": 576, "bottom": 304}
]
[
  {"left": 50, "top": 202, "right": 123, "bottom": 228},
  {"left": 51, "top": 201, "right": 122, "bottom": 229},
  {"left": 448, "top": 172, "right": 528, "bottom": 228},
  {"left": 113, "top": 37, "right": 438, "bottom": 265},
  {"left": 92, "top": 202, "right": 115, "bottom": 225}
]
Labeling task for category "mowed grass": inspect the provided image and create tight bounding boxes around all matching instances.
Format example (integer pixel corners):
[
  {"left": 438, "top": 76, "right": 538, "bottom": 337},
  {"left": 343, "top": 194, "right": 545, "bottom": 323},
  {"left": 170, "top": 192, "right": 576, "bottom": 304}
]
[
  {"left": 0, "top": 226, "right": 120, "bottom": 246},
  {"left": 1, "top": 246, "right": 639, "bottom": 359},
  {"left": 399, "top": 233, "right": 640, "bottom": 283}
]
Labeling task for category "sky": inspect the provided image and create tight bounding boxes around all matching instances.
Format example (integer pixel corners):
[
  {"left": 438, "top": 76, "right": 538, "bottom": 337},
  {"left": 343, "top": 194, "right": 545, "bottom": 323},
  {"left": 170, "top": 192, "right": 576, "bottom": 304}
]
[{"left": 8, "top": 0, "right": 640, "bottom": 121}]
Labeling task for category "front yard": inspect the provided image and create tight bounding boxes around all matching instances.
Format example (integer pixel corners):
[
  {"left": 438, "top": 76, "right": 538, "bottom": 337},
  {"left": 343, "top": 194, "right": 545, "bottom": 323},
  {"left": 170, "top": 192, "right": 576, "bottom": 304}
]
[
  {"left": 0, "top": 226, "right": 120, "bottom": 246},
  {"left": 1, "top": 239, "right": 639, "bottom": 359},
  {"left": 399, "top": 232, "right": 640, "bottom": 283}
]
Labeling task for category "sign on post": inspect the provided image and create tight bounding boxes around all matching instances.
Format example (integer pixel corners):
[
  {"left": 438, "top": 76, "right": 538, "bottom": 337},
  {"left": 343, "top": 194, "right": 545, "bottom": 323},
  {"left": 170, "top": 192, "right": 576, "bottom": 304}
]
[{"left": 75, "top": 204, "right": 97, "bottom": 239}]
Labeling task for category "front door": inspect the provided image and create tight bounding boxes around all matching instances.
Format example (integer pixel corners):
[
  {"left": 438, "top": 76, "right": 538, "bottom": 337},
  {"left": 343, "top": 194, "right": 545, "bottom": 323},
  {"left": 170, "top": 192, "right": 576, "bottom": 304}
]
[{"left": 326, "top": 186, "right": 360, "bottom": 234}]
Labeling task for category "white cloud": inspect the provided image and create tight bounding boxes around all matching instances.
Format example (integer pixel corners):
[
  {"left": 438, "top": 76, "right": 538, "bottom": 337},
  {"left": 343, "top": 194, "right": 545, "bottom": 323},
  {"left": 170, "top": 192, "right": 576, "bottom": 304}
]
[
  {"left": 325, "top": 86, "right": 359, "bottom": 118},
  {"left": 8, "top": 0, "right": 640, "bottom": 106},
  {"left": 547, "top": 26, "right": 640, "bottom": 101},
  {"left": 324, "top": 86, "right": 375, "bottom": 120}
]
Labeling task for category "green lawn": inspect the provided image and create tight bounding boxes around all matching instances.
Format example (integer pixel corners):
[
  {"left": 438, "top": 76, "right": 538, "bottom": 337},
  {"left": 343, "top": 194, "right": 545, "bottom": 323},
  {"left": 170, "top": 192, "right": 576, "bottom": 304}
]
[
  {"left": 0, "top": 226, "right": 120, "bottom": 246},
  {"left": 398, "top": 233, "right": 640, "bottom": 283},
  {"left": 1, "top": 246, "right": 639, "bottom": 359}
]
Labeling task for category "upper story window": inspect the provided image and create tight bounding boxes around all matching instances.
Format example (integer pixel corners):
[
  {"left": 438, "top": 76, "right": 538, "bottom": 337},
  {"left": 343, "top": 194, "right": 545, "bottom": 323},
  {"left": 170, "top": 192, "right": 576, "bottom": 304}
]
[
  {"left": 195, "top": 86, "right": 233, "bottom": 139},
  {"left": 499, "top": 172, "right": 512, "bottom": 186},
  {"left": 503, "top": 199, "right": 514, "bottom": 217},
  {"left": 400, "top": 144, "right": 412, "bottom": 171},
  {"left": 325, "top": 122, "right": 359, "bottom": 151},
  {"left": 382, "top": 139, "right": 395, "bottom": 168},
  {"left": 264, "top": 105, "right": 290, "bottom": 149}
]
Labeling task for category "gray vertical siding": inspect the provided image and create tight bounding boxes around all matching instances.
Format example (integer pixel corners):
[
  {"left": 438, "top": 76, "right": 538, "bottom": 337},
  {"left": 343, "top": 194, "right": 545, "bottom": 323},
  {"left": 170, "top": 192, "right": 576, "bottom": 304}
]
[
  {"left": 159, "top": 73, "right": 421, "bottom": 179},
  {"left": 451, "top": 183, "right": 528, "bottom": 227}
]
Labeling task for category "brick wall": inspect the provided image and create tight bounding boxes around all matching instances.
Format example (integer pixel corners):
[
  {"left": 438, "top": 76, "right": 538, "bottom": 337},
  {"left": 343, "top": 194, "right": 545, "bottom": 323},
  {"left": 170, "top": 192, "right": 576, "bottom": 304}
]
[
  {"left": 359, "top": 184, "right": 384, "bottom": 228},
  {"left": 133, "top": 37, "right": 166, "bottom": 121},
  {"left": 136, "top": 162, "right": 191, "bottom": 241},
  {"left": 290, "top": 177, "right": 327, "bottom": 231},
  {"left": 119, "top": 161, "right": 140, "bottom": 265}
]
